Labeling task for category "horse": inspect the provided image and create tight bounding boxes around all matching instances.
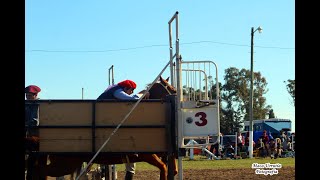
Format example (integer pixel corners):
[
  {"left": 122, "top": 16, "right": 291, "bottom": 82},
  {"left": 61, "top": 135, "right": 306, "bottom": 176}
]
[
  {"left": 144, "top": 76, "right": 177, "bottom": 99},
  {"left": 26, "top": 76, "right": 178, "bottom": 180}
]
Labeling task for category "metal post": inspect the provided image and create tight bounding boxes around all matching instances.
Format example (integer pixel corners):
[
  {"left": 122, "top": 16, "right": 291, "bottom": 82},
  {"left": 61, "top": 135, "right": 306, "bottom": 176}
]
[
  {"left": 189, "top": 140, "right": 194, "bottom": 160},
  {"left": 249, "top": 27, "right": 254, "bottom": 158},
  {"left": 248, "top": 26, "right": 262, "bottom": 158},
  {"left": 108, "top": 65, "right": 114, "bottom": 85},
  {"left": 82, "top": 88, "right": 84, "bottom": 99}
]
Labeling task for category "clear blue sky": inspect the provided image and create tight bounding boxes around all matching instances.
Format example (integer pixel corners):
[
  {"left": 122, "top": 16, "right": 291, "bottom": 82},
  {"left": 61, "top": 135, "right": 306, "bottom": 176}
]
[{"left": 25, "top": 1, "right": 295, "bottom": 131}]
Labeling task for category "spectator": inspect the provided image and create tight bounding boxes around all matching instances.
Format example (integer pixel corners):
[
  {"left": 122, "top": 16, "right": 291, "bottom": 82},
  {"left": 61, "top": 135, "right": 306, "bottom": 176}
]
[
  {"left": 268, "top": 139, "right": 277, "bottom": 158},
  {"left": 244, "top": 132, "right": 255, "bottom": 152},
  {"left": 275, "top": 138, "right": 283, "bottom": 157},
  {"left": 223, "top": 143, "right": 235, "bottom": 159},
  {"left": 255, "top": 137, "right": 267, "bottom": 157},
  {"left": 237, "top": 130, "right": 244, "bottom": 152},
  {"left": 25, "top": 85, "right": 41, "bottom": 180},
  {"left": 25, "top": 85, "right": 41, "bottom": 137},
  {"left": 280, "top": 131, "right": 289, "bottom": 151},
  {"left": 210, "top": 143, "right": 221, "bottom": 158},
  {"left": 261, "top": 130, "right": 270, "bottom": 155}
]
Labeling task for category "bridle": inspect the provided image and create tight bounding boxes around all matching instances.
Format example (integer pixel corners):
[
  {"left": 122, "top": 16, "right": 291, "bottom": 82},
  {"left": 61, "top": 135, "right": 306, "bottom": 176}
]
[{"left": 158, "top": 81, "right": 176, "bottom": 95}]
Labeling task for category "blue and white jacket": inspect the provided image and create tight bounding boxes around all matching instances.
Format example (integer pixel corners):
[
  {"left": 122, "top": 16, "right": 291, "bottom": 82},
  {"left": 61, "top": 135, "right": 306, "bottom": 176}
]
[{"left": 97, "top": 84, "right": 140, "bottom": 100}]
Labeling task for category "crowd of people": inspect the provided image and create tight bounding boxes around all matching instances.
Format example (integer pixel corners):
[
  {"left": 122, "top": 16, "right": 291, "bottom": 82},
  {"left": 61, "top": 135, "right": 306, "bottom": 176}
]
[
  {"left": 254, "top": 130, "right": 294, "bottom": 158},
  {"left": 208, "top": 129, "right": 295, "bottom": 159}
]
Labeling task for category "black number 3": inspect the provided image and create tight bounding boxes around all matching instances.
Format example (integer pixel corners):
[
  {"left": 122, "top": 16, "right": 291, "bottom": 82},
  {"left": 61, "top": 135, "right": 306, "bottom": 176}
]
[{"left": 195, "top": 112, "right": 207, "bottom": 126}]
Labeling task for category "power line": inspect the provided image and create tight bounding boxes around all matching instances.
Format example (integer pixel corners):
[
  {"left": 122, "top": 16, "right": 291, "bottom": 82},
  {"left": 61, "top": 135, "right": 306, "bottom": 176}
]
[{"left": 25, "top": 40, "right": 294, "bottom": 53}]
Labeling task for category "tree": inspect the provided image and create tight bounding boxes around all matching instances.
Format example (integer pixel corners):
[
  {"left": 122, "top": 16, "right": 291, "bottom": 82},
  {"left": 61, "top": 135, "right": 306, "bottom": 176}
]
[
  {"left": 220, "top": 67, "right": 272, "bottom": 134},
  {"left": 268, "top": 109, "right": 275, "bottom": 119},
  {"left": 284, "top": 79, "right": 295, "bottom": 106}
]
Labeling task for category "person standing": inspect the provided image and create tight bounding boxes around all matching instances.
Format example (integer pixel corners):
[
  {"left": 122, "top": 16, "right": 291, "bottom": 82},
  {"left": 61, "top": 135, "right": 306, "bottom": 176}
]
[
  {"left": 237, "top": 130, "right": 244, "bottom": 152},
  {"left": 25, "top": 85, "right": 41, "bottom": 137},
  {"left": 262, "top": 130, "right": 272, "bottom": 156},
  {"left": 25, "top": 85, "right": 41, "bottom": 180}
]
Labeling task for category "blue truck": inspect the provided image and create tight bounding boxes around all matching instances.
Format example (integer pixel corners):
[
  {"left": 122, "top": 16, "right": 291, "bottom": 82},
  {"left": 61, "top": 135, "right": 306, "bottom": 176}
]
[{"left": 243, "top": 118, "right": 292, "bottom": 142}]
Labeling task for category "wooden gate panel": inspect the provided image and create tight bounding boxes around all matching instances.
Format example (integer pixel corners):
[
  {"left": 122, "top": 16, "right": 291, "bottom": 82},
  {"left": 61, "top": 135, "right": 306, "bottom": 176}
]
[
  {"left": 39, "top": 102, "right": 92, "bottom": 125},
  {"left": 95, "top": 128, "right": 167, "bottom": 152},
  {"left": 39, "top": 128, "right": 91, "bottom": 152},
  {"left": 34, "top": 100, "right": 171, "bottom": 153},
  {"left": 95, "top": 102, "right": 167, "bottom": 125}
]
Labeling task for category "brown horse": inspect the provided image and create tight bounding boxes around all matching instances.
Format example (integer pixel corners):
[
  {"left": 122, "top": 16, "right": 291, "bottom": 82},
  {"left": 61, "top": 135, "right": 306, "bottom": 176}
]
[
  {"left": 26, "top": 76, "right": 178, "bottom": 180},
  {"left": 148, "top": 76, "right": 177, "bottom": 99}
]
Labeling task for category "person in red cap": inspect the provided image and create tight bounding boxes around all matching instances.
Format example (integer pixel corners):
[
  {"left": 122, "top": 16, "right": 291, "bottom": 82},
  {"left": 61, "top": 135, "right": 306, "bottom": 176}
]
[
  {"left": 25, "top": 85, "right": 41, "bottom": 179},
  {"left": 25, "top": 85, "right": 41, "bottom": 127},
  {"left": 97, "top": 79, "right": 145, "bottom": 100},
  {"left": 25, "top": 85, "right": 41, "bottom": 100},
  {"left": 97, "top": 80, "right": 148, "bottom": 180}
]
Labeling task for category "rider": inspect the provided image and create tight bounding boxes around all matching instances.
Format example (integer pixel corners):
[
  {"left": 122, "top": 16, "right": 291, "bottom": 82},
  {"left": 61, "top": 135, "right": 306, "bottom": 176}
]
[
  {"left": 98, "top": 79, "right": 141, "bottom": 100},
  {"left": 97, "top": 79, "right": 148, "bottom": 180}
]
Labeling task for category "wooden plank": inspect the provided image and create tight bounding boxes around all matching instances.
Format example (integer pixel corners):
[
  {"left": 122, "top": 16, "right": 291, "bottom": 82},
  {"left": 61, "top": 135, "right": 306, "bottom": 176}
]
[
  {"left": 95, "top": 102, "right": 167, "bottom": 125},
  {"left": 39, "top": 102, "right": 92, "bottom": 125},
  {"left": 39, "top": 128, "right": 91, "bottom": 152},
  {"left": 95, "top": 128, "right": 167, "bottom": 152},
  {"left": 39, "top": 128, "right": 167, "bottom": 152}
]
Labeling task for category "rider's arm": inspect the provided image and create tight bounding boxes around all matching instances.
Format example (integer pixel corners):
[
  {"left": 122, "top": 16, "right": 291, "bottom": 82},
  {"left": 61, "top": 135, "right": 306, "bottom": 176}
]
[{"left": 114, "top": 89, "right": 140, "bottom": 100}]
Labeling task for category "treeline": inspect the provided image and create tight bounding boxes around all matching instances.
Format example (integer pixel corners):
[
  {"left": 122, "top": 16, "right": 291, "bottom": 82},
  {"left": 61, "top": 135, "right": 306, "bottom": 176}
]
[{"left": 182, "top": 67, "right": 295, "bottom": 135}]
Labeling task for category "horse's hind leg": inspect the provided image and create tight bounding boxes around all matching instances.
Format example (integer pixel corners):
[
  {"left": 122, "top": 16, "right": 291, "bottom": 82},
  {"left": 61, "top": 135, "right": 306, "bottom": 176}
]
[
  {"left": 140, "top": 154, "right": 167, "bottom": 180},
  {"left": 168, "top": 154, "right": 178, "bottom": 176}
]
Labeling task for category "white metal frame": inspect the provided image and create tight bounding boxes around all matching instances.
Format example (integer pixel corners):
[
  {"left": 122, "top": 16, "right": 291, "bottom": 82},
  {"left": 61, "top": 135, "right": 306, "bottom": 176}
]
[{"left": 168, "top": 11, "right": 220, "bottom": 180}]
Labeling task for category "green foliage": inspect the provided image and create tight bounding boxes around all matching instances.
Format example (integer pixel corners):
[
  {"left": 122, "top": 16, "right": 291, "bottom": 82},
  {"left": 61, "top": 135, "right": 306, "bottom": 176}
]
[
  {"left": 284, "top": 79, "right": 295, "bottom": 106},
  {"left": 220, "top": 67, "right": 271, "bottom": 134}
]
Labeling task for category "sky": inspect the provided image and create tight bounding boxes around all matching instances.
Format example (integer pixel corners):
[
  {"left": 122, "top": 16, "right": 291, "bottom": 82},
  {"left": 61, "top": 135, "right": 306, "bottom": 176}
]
[{"left": 25, "top": 1, "right": 295, "bottom": 132}]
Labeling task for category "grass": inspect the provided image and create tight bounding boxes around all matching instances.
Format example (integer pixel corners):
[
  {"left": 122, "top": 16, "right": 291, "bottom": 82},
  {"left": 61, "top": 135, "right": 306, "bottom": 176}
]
[{"left": 100, "top": 155, "right": 295, "bottom": 171}]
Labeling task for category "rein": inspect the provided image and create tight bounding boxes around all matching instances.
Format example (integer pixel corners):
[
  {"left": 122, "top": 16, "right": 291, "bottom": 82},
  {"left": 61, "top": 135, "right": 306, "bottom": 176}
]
[{"left": 157, "top": 82, "right": 173, "bottom": 95}]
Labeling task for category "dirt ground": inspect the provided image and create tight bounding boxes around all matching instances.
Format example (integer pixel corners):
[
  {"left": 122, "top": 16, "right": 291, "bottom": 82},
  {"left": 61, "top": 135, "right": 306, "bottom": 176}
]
[
  {"left": 45, "top": 166, "right": 294, "bottom": 180},
  {"left": 54, "top": 166, "right": 293, "bottom": 180},
  {"left": 117, "top": 166, "right": 295, "bottom": 180}
]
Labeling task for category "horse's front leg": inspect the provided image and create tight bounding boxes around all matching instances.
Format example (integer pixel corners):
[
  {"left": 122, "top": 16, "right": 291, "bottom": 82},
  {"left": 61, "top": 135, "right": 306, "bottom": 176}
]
[{"left": 167, "top": 154, "right": 178, "bottom": 176}]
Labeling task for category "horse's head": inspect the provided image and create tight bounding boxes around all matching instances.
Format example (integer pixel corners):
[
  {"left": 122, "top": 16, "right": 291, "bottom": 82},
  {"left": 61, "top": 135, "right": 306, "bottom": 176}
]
[
  {"left": 147, "top": 76, "right": 176, "bottom": 100},
  {"left": 159, "top": 76, "right": 177, "bottom": 95}
]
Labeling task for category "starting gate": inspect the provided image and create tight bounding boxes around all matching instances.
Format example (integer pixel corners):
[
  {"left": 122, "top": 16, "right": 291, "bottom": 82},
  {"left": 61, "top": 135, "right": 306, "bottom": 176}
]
[{"left": 168, "top": 11, "right": 220, "bottom": 180}]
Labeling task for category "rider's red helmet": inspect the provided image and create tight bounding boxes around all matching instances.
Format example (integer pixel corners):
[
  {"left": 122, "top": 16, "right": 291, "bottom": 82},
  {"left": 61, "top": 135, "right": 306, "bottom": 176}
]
[{"left": 118, "top": 80, "right": 137, "bottom": 89}]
